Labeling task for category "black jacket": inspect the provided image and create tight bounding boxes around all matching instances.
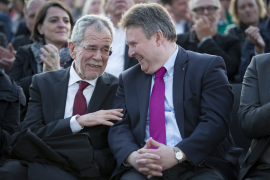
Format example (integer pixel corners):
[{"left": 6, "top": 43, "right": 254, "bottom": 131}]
[
  {"left": 0, "top": 71, "right": 25, "bottom": 166},
  {"left": 176, "top": 32, "right": 241, "bottom": 81}
]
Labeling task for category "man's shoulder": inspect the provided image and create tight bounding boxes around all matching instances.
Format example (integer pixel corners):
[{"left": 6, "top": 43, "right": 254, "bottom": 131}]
[
  {"left": 215, "top": 32, "right": 239, "bottom": 43},
  {"left": 99, "top": 72, "right": 119, "bottom": 86},
  {"left": 34, "top": 68, "right": 69, "bottom": 82},
  {"left": 252, "top": 53, "right": 270, "bottom": 67}
]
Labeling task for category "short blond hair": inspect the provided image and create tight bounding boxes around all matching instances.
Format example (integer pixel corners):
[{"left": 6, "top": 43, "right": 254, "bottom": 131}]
[{"left": 229, "top": 0, "right": 266, "bottom": 23}]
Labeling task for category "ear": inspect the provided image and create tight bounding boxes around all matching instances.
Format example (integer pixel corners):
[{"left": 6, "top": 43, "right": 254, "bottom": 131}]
[
  {"left": 155, "top": 30, "right": 163, "bottom": 47},
  {"left": 37, "top": 24, "right": 43, "bottom": 35},
  {"left": 68, "top": 41, "right": 76, "bottom": 59}
]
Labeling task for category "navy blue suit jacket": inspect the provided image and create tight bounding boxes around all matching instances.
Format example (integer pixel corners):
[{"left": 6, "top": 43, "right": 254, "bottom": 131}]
[{"left": 108, "top": 47, "right": 242, "bottom": 180}]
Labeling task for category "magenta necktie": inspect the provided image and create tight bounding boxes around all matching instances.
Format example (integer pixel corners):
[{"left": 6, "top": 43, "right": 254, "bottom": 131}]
[
  {"left": 73, "top": 81, "right": 89, "bottom": 116},
  {"left": 149, "top": 67, "right": 167, "bottom": 148}
]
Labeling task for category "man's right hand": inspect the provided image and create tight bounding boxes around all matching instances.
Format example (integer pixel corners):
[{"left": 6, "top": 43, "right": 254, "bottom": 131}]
[
  {"left": 125, "top": 140, "right": 163, "bottom": 177},
  {"left": 245, "top": 26, "right": 265, "bottom": 54},
  {"left": 76, "top": 109, "right": 123, "bottom": 127}
]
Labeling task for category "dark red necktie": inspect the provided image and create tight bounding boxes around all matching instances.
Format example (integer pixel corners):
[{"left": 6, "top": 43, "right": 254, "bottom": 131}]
[
  {"left": 149, "top": 67, "right": 167, "bottom": 148},
  {"left": 73, "top": 81, "right": 89, "bottom": 116}
]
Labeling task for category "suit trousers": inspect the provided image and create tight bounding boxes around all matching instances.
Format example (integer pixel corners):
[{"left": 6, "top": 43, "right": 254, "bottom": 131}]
[{"left": 120, "top": 162, "right": 225, "bottom": 180}]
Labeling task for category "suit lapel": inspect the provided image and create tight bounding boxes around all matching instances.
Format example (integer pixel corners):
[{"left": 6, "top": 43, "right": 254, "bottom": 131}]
[
  {"left": 136, "top": 70, "right": 152, "bottom": 142},
  {"left": 53, "top": 68, "right": 70, "bottom": 120},
  {"left": 28, "top": 47, "right": 38, "bottom": 74},
  {"left": 86, "top": 73, "right": 111, "bottom": 113},
  {"left": 173, "top": 47, "right": 188, "bottom": 138}
]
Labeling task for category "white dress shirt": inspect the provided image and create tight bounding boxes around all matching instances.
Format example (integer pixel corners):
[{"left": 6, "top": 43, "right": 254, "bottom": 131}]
[
  {"left": 64, "top": 62, "right": 98, "bottom": 133},
  {"left": 144, "top": 46, "right": 182, "bottom": 148},
  {"left": 105, "top": 26, "right": 126, "bottom": 78},
  {"left": 174, "top": 20, "right": 186, "bottom": 35}
]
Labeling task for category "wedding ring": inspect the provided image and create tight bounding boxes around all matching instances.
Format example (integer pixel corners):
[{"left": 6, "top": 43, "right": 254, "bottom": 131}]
[{"left": 51, "top": 52, "right": 57, "bottom": 58}]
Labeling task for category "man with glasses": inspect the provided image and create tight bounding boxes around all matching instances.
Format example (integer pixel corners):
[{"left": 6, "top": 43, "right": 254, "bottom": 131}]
[
  {"left": 0, "top": 15, "right": 123, "bottom": 180},
  {"left": 176, "top": 0, "right": 241, "bottom": 82}
]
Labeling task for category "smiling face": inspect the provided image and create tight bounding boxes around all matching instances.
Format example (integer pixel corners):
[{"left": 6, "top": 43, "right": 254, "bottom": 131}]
[
  {"left": 70, "top": 26, "right": 112, "bottom": 80},
  {"left": 237, "top": 0, "right": 260, "bottom": 26},
  {"left": 37, "top": 6, "right": 71, "bottom": 46},
  {"left": 126, "top": 26, "right": 163, "bottom": 74}
]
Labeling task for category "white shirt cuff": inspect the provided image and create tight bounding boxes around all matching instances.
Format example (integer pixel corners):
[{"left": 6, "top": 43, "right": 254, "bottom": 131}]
[{"left": 70, "top": 115, "right": 83, "bottom": 134}]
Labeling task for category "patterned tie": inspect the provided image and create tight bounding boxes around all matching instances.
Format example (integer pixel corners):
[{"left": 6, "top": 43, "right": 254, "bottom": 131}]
[
  {"left": 73, "top": 81, "right": 89, "bottom": 116},
  {"left": 149, "top": 67, "right": 167, "bottom": 148}
]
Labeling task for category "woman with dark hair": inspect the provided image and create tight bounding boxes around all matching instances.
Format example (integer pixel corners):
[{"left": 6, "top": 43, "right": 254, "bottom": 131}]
[
  {"left": 9, "top": 1, "right": 74, "bottom": 120},
  {"left": 226, "top": 0, "right": 267, "bottom": 48}
]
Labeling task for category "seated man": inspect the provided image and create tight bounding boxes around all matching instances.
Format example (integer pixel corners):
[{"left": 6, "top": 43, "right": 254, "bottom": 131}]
[
  {"left": 176, "top": 0, "right": 241, "bottom": 82},
  {"left": 0, "top": 15, "right": 122, "bottom": 180},
  {"left": 108, "top": 3, "right": 242, "bottom": 180},
  {"left": 238, "top": 53, "right": 270, "bottom": 179}
]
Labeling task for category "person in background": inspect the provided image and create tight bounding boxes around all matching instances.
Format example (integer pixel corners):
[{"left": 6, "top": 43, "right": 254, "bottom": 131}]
[
  {"left": 238, "top": 0, "right": 270, "bottom": 82},
  {"left": 167, "top": 0, "right": 190, "bottom": 35},
  {"left": 0, "top": 0, "right": 12, "bottom": 42},
  {"left": 218, "top": 0, "right": 234, "bottom": 34},
  {"left": 176, "top": 0, "right": 241, "bottom": 82},
  {"left": 9, "top": 1, "right": 74, "bottom": 121},
  {"left": 104, "top": 0, "right": 137, "bottom": 78},
  {"left": 13, "top": 0, "right": 45, "bottom": 50},
  {"left": 82, "top": 0, "right": 104, "bottom": 15},
  {"left": 226, "top": 0, "right": 267, "bottom": 50}
]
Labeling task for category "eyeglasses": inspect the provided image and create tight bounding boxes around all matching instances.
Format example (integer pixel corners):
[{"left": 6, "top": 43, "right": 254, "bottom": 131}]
[
  {"left": 76, "top": 44, "right": 112, "bottom": 56},
  {"left": 193, "top": 6, "right": 218, "bottom": 15}
]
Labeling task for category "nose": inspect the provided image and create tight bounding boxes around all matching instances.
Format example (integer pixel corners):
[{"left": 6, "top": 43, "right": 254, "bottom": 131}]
[
  {"left": 203, "top": 8, "right": 209, "bottom": 15},
  {"left": 93, "top": 49, "right": 102, "bottom": 61},
  {"left": 58, "top": 19, "right": 66, "bottom": 27},
  {"left": 128, "top": 46, "right": 135, "bottom": 58}
]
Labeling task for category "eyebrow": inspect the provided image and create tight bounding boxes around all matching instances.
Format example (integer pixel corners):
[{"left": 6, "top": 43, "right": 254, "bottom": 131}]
[
  {"left": 48, "top": 16, "right": 69, "bottom": 19},
  {"left": 86, "top": 44, "right": 110, "bottom": 48}
]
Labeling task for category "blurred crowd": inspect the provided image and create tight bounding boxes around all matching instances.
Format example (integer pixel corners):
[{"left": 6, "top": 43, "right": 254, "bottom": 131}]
[{"left": 0, "top": 0, "right": 269, "bottom": 84}]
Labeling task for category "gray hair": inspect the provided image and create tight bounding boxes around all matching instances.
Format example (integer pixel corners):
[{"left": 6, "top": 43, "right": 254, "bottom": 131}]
[
  {"left": 189, "top": 0, "right": 221, "bottom": 11},
  {"left": 71, "top": 14, "right": 115, "bottom": 43},
  {"left": 119, "top": 3, "right": 177, "bottom": 42}
]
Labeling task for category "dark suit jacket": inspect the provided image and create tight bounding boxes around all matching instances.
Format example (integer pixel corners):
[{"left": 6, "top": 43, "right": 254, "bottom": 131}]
[
  {"left": 0, "top": 71, "right": 25, "bottom": 166},
  {"left": 176, "top": 32, "right": 241, "bottom": 80},
  {"left": 238, "top": 53, "right": 270, "bottom": 179},
  {"left": 19, "top": 68, "right": 118, "bottom": 179},
  {"left": 109, "top": 47, "right": 242, "bottom": 180}
]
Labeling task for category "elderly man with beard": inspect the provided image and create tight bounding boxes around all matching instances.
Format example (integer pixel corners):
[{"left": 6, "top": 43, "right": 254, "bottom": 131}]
[
  {"left": 0, "top": 14, "right": 123, "bottom": 180},
  {"left": 176, "top": 0, "right": 241, "bottom": 82}
]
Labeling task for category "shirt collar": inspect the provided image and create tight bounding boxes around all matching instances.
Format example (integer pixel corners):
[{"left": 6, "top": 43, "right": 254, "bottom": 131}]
[
  {"left": 163, "top": 46, "right": 178, "bottom": 76},
  {"left": 69, "top": 62, "right": 98, "bottom": 87}
]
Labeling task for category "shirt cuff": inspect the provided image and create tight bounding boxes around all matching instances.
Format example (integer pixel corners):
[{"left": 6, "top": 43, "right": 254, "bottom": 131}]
[{"left": 70, "top": 115, "right": 83, "bottom": 134}]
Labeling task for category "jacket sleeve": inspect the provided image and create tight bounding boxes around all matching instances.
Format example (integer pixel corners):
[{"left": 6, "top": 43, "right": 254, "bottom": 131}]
[
  {"left": 238, "top": 56, "right": 270, "bottom": 139},
  {"left": 108, "top": 74, "right": 140, "bottom": 168},
  {"left": 177, "top": 56, "right": 234, "bottom": 166},
  {"left": 20, "top": 75, "right": 73, "bottom": 139}
]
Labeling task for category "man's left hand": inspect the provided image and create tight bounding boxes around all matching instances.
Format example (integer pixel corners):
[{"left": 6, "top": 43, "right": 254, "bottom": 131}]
[{"left": 137, "top": 138, "right": 187, "bottom": 178}]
